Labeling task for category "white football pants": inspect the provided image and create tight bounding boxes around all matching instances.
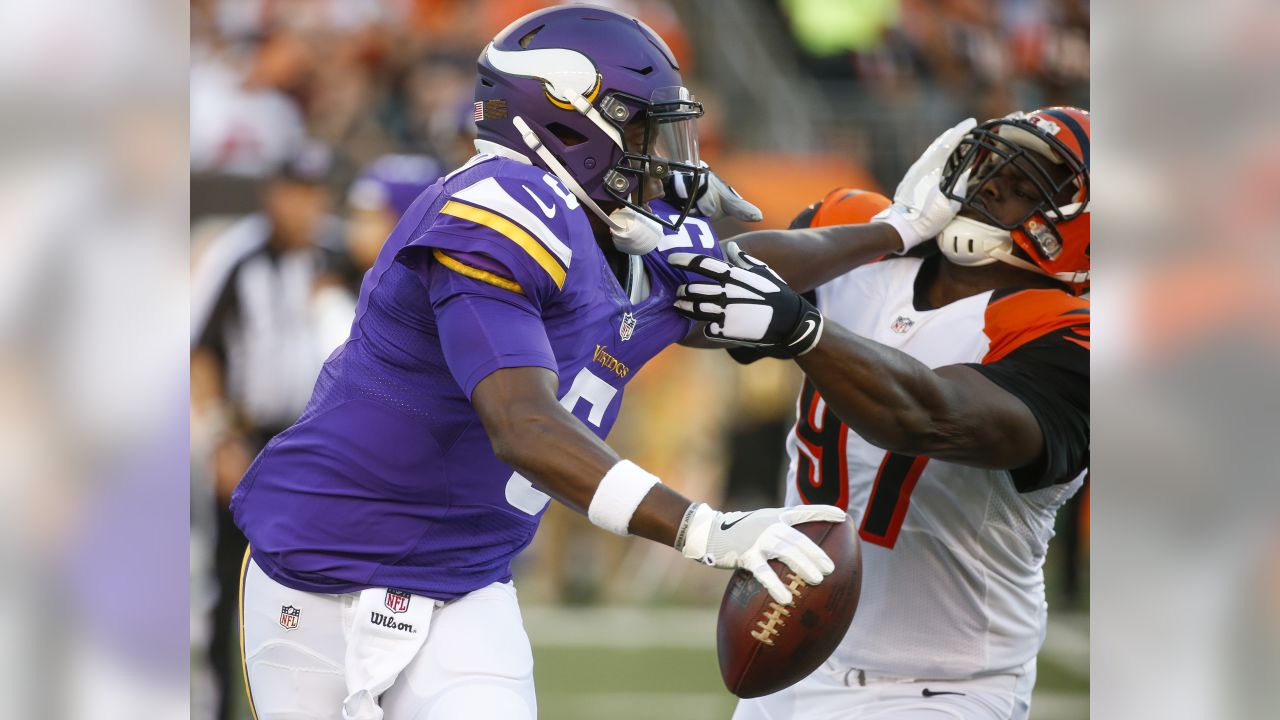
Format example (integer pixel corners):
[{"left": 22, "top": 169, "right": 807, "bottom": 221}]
[
  {"left": 240, "top": 556, "right": 537, "bottom": 720},
  {"left": 731, "top": 659, "right": 1035, "bottom": 720}
]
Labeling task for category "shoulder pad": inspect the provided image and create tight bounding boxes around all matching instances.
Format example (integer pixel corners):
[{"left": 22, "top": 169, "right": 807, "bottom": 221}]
[{"left": 810, "top": 188, "right": 890, "bottom": 227}]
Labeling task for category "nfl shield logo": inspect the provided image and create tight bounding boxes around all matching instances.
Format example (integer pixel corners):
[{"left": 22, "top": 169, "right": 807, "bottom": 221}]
[
  {"left": 279, "top": 605, "right": 300, "bottom": 631},
  {"left": 619, "top": 312, "right": 637, "bottom": 341},
  {"left": 890, "top": 316, "right": 914, "bottom": 334},
  {"left": 1028, "top": 115, "right": 1061, "bottom": 137},
  {"left": 385, "top": 589, "right": 411, "bottom": 614}
]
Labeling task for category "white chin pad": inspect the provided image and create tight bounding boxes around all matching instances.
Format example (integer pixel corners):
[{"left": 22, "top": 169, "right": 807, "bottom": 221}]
[
  {"left": 937, "top": 215, "right": 1011, "bottom": 267},
  {"left": 609, "top": 207, "right": 663, "bottom": 255}
]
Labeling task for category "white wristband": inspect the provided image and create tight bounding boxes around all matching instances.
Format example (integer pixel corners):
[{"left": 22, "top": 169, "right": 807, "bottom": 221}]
[
  {"left": 871, "top": 208, "right": 920, "bottom": 254},
  {"left": 587, "top": 460, "right": 662, "bottom": 536}
]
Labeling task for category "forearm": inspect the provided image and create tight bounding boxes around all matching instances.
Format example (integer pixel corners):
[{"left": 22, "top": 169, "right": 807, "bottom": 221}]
[
  {"left": 479, "top": 376, "right": 692, "bottom": 546},
  {"left": 795, "top": 323, "right": 970, "bottom": 458},
  {"left": 795, "top": 324, "right": 1043, "bottom": 468},
  {"left": 731, "top": 223, "right": 903, "bottom": 293},
  {"left": 497, "top": 413, "right": 692, "bottom": 546}
]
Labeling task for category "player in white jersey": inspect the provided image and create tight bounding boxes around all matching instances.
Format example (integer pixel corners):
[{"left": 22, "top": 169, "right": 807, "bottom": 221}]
[{"left": 671, "top": 107, "right": 1090, "bottom": 719}]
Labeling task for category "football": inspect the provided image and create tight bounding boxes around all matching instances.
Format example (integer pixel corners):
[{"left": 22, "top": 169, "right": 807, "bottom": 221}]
[{"left": 716, "top": 517, "right": 862, "bottom": 699}]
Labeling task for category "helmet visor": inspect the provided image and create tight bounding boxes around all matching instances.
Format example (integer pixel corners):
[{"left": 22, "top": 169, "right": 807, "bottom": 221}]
[{"left": 647, "top": 86, "right": 701, "bottom": 170}]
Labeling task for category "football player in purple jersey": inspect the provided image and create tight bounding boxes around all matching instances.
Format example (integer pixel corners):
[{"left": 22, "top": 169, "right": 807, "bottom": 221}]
[{"left": 231, "top": 6, "right": 845, "bottom": 719}]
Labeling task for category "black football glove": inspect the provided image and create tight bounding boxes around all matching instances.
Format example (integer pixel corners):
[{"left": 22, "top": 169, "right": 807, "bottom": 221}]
[
  {"left": 669, "top": 242, "right": 824, "bottom": 358},
  {"left": 727, "top": 344, "right": 783, "bottom": 364}
]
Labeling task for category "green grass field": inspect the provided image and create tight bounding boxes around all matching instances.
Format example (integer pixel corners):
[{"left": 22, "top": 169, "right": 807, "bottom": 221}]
[{"left": 525, "top": 606, "right": 1089, "bottom": 720}]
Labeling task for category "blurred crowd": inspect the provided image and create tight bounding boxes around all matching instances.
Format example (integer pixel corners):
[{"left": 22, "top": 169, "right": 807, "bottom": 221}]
[
  {"left": 188, "top": 1, "right": 1090, "bottom": 719},
  {"left": 782, "top": 0, "right": 1088, "bottom": 110}
]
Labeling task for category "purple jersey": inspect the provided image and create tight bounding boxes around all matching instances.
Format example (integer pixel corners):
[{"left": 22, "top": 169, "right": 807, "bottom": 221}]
[{"left": 230, "top": 154, "right": 722, "bottom": 600}]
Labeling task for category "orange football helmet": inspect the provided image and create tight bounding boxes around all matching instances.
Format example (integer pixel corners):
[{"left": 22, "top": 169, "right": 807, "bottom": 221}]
[{"left": 938, "top": 107, "right": 1090, "bottom": 292}]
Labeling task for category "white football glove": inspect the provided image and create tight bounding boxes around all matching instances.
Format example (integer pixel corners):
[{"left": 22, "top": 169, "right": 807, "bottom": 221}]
[
  {"left": 670, "top": 242, "right": 824, "bottom": 358},
  {"left": 677, "top": 503, "right": 846, "bottom": 605},
  {"left": 670, "top": 161, "right": 763, "bottom": 222},
  {"left": 872, "top": 117, "right": 976, "bottom": 252}
]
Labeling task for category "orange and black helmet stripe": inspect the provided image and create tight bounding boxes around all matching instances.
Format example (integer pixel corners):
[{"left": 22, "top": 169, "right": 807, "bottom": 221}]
[{"left": 1039, "top": 107, "right": 1090, "bottom": 169}]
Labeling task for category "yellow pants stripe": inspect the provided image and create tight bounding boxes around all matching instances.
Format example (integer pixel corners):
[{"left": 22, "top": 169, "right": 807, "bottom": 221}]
[{"left": 239, "top": 546, "right": 259, "bottom": 720}]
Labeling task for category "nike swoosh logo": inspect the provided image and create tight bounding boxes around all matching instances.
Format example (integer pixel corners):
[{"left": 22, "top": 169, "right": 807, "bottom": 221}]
[
  {"left": 921, "top": 689, "right": 966, "bottom": 697},
  {"left": 720, "top": 512, "right": 755, "bottom": 531},
  {"left": 790, "top": 319, "right": 816, "bottom": 347},
  {"left": 523, "top": 186, "right": 557, "bottom": 219}
]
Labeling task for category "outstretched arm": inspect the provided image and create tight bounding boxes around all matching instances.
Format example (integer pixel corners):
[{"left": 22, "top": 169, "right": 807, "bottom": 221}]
[
  {"left": 671, "top": 247, "right": 1037, "bottom": 466},
  {"left": 730, "top": 222, "right": 903, "bottom": 294},
  {"left": 793, "top": 327, "right": 1043, "bottom": 468},
  {"left": 671, "top": 248, "right": 1088, "bottom": 481}
]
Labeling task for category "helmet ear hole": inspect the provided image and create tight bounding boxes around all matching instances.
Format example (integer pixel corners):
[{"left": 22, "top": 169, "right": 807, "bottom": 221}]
[{"left": 546, "top": 122, "right": 588, "bottom": 146}]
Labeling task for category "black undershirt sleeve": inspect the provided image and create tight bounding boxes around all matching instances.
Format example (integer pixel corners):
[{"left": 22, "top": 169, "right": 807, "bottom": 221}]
[{"left": 966, "top": 325, "right": 1090, "bottom": 492}]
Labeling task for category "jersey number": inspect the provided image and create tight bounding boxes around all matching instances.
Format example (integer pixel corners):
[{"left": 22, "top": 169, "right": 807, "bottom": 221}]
[
  {"left": 794, "top": 379, "right": 849, "bottom": 510},
  {"left": 794, "top": 379, "right": 929, "bottom": 548},
  {"left": 657, "top": 215, "right": 715, "bottom": 252},
  {"left": 859, "top": 452, "right": 929, "bottom": 548},
  {"left": 504, "top": 367, "right": 617, "bottom": 515}
]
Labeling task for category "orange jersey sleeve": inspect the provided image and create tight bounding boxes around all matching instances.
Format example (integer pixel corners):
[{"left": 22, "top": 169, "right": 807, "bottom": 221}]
[{"left": 982, "top": 288, "right": 1090, "bottom": 364}]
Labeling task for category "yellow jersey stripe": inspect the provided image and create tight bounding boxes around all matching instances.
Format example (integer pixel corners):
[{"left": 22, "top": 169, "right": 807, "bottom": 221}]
[
  {"left": 432, "top": 249, "right": 525, "bottom": 294},
  {"left": 439, "top": 200, "right": 567, "bottom": 289},
  {"left": 452, "top": 178, "right": 572, "bottom": 266}
]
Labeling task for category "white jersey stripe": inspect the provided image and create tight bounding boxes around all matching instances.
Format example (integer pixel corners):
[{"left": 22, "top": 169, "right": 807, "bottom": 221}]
[{"left": 452, "top": 177, "right": 573, "bottom": 269}]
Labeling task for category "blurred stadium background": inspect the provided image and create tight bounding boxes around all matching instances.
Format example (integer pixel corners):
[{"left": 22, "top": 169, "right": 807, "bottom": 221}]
[
  {"left": 186, "top": 1, "right": 1090, "bottom": 717},
  {"left": 188, "top": 1, "right": 1088, "bottom": 718},
  {"left": 8, "top": 1, "right": 1280, "bottom": 719}
]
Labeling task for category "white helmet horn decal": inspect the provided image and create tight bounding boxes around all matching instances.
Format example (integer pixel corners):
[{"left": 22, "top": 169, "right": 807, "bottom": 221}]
[
  {"left": 484, "top": 43, "right": 598, "bottom": 105},
  {"left": 484, "top": 43, "right": 623, "bottom": 150}
]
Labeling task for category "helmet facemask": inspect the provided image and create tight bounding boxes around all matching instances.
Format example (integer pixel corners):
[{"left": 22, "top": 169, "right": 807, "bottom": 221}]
[
  {"left": 601, "top": 86, "right": 706, "bottom": 230},
  {"left": 938, "top": 114, "right": 1090, "bottom": 285}
]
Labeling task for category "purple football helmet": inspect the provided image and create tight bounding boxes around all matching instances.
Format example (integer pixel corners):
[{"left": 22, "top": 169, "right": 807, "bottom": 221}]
[{"left": 475, "top": 4, "right": 704, "bottom": 230}]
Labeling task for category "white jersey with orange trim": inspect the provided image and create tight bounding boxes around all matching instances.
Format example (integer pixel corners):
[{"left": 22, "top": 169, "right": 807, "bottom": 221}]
[{"left": 783, "top": 253, "right": 1089, "bottom": 679}]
